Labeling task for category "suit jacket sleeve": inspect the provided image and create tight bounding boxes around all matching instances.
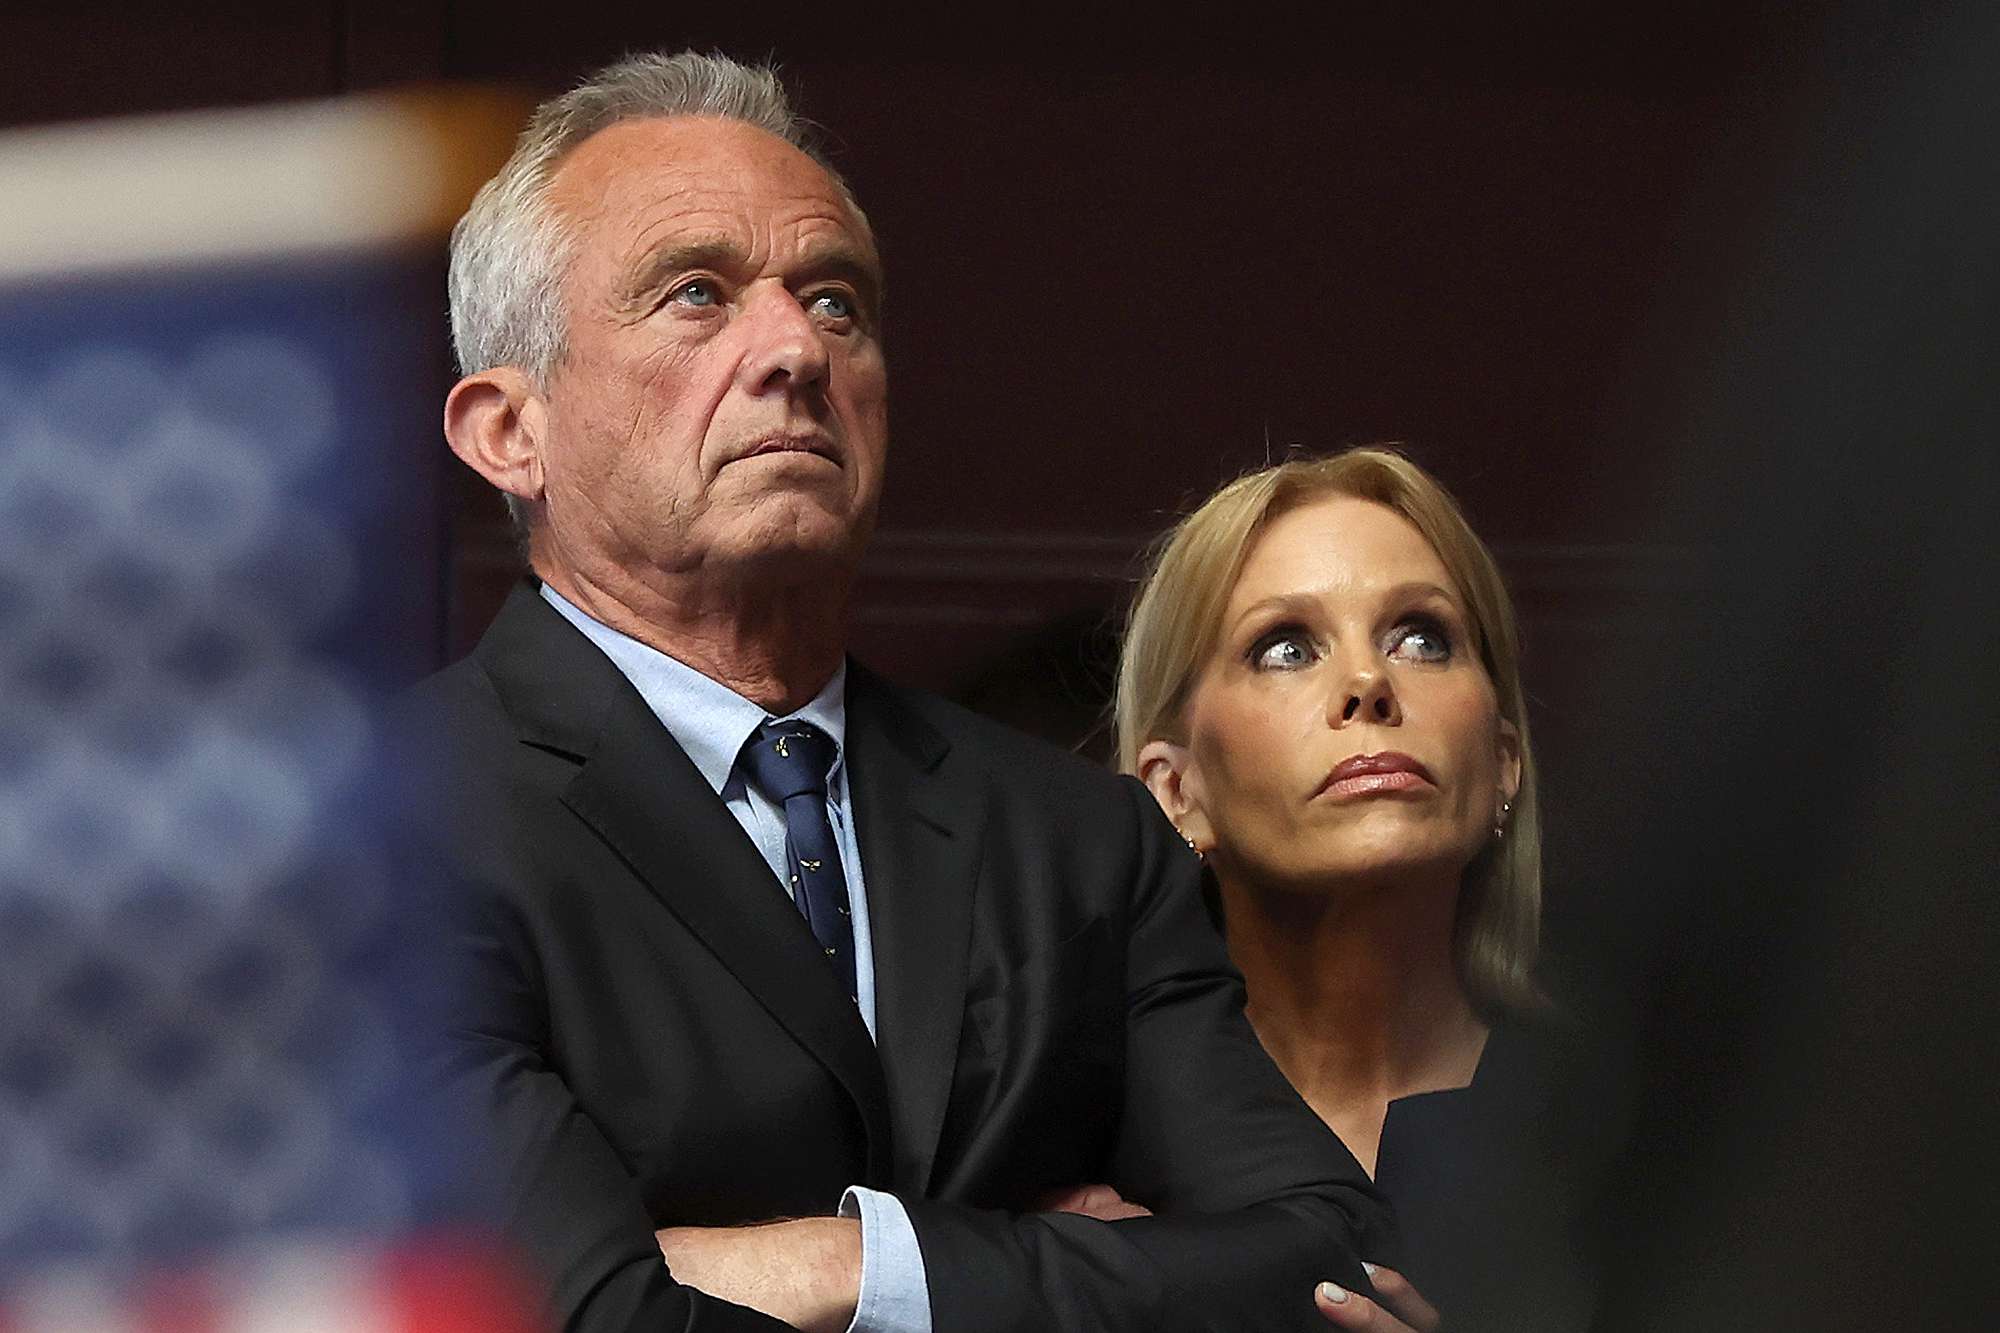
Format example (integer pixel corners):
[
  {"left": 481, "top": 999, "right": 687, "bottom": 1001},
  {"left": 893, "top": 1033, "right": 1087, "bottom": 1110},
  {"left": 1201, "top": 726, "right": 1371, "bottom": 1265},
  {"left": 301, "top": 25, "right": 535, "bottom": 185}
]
[
  {"left": 427, "top": 852, "right": 795, "bottom": 1333},
  {"left": 393, "top": 682, "right": 793, "bottom": 1333},
  {"left": 902, "top": 777, "right": 1398, "bottom": 1333}
]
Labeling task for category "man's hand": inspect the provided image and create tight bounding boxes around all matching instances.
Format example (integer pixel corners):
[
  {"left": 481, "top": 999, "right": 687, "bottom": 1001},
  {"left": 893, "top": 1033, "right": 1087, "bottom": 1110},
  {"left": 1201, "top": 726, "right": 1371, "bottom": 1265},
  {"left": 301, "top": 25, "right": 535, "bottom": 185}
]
[
  {"left": 1031, "top": 1183, "right": 1154, "bottom": 1221},
  {"left": 1314, "top": 1263, "right": 1440, "bottom": 1332},
  {"left": 655, "top": 1218, "right": 861, "bottom": 1333}
]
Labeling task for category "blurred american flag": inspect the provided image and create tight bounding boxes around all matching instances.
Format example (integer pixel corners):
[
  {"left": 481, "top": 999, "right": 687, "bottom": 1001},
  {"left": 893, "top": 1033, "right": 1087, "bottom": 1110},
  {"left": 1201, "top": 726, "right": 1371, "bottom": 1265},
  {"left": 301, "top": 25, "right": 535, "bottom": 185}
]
[{"left": 0, "top": 91, "right": 538, "bottom": 1329}]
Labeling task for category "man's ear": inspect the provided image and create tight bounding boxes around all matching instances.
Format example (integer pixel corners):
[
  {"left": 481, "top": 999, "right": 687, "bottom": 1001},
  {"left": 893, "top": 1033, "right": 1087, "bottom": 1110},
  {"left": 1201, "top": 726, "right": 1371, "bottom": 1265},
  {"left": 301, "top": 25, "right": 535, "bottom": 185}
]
[
  {"left": 443, "top": 366, "right": 548, "bottom": 504},
  {"left": 1136, "top": 738, "right": 1215, "bottom": 855},
  {"left": 1495, "top": 716, "right": 1523, "bottom": 812}
]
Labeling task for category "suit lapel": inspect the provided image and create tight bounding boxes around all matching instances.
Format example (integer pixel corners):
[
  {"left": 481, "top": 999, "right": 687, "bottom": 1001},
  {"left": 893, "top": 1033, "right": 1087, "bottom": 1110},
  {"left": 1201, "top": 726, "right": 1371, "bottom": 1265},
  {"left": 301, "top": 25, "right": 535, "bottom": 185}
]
[
  {"left": 846, "top": 666, "right": 983, "bottom": 1194},
  {"left": 475, "top": 585, "right": 893, "bottom": 1181}
]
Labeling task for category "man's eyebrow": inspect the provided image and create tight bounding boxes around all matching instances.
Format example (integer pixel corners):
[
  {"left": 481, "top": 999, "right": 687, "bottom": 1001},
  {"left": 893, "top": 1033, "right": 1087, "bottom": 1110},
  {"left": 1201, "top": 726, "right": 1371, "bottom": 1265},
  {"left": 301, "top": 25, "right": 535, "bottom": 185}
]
[
  {"left": 620, "top": 238, "right": 886, "bottom": 311},
  {"left": 792, "top": 243, "right": 887, "bottom": 313},
  {"left": 622, "top": 239, "right": 746, "bottom": 305}
]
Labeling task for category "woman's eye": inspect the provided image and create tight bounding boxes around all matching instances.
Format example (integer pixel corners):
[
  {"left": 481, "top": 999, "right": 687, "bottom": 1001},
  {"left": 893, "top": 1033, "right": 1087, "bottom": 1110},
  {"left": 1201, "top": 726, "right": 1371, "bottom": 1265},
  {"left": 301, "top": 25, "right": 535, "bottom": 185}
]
[
  {"left": 808, "top": 290, "right": 855, "bottom": 321},
  {"left": 1250, "top": 632, "right": 1318, "bottom": 671},
  {"left": 1388, "top": 618, "right": 1453, "bottom": 663},
  {"left": 669, "top": 279, "right": 719, "bottom": 308}
]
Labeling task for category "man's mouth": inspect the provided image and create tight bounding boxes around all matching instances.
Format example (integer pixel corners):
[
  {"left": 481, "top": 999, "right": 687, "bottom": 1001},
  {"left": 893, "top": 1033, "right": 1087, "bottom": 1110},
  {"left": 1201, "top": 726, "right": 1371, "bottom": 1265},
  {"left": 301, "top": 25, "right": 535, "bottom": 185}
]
[{"left": 736, "top": 434, "right": 839, "bottom": 465}]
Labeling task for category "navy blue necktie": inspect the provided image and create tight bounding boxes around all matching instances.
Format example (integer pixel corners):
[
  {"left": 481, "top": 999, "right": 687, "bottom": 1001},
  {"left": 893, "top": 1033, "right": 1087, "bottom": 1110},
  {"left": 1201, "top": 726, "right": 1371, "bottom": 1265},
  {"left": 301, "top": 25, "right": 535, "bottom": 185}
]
[{"left": 739, "top": 720, "right": 856, "bottom": 997}]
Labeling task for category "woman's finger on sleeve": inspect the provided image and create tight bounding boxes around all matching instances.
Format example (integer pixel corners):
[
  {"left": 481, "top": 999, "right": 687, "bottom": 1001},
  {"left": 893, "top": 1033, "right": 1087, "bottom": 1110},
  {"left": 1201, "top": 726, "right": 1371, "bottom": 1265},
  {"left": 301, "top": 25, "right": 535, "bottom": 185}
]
[
  {"left": 1314, "top": 1281, "right": 1416, "bottom": 1331},
  {"left": 1360, "top": 1262, "right": 1440, "bottom": 1331}
]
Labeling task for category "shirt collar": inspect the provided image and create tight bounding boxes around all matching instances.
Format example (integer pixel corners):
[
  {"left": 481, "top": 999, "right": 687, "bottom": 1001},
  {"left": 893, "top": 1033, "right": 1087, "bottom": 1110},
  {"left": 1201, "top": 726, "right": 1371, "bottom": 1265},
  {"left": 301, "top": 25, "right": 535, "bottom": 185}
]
[{"left": 539, "top": 583, "right": 848, "bottom": 796}]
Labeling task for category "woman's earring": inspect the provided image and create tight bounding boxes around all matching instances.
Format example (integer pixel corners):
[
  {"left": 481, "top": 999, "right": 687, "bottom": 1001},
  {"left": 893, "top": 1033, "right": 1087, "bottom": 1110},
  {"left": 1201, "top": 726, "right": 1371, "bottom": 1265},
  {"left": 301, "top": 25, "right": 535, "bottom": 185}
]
[
  {"left": 1176, "top": 827, "right": 1206, "bottom": 862},
  {"left": 1492, "top": 800, "right": 1513, "bottom": 842}
]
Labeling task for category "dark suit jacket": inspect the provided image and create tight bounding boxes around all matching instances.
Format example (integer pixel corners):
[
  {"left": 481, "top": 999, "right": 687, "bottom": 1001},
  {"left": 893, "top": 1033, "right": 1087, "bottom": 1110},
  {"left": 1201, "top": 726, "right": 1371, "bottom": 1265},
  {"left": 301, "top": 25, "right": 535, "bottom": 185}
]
[{"left": 403, "top": 585, "right": 1395, "bottom": 1332}]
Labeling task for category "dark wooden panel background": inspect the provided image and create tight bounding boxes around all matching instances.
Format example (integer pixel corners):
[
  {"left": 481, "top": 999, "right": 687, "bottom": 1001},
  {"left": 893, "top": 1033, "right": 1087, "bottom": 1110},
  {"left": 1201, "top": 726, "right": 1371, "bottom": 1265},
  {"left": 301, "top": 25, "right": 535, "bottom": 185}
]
[{"left": 3, "top": 0, "right": 1804, "bottom": 940}]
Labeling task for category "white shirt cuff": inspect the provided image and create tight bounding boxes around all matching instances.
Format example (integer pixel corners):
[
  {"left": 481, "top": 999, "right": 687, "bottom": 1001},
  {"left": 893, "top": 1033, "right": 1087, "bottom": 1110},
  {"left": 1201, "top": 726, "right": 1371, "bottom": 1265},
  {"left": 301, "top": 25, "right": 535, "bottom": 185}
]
[{"left": 840, "top": 1185, "right": 932, "bottom": 1333}]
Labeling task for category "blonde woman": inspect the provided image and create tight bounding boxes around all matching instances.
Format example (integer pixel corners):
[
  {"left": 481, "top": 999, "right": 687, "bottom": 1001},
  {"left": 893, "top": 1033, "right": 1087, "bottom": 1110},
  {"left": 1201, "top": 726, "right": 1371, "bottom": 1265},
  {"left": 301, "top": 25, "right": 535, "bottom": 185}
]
[{"left": 1116, "top": 448, "right": 1613, "bottom": 1331}]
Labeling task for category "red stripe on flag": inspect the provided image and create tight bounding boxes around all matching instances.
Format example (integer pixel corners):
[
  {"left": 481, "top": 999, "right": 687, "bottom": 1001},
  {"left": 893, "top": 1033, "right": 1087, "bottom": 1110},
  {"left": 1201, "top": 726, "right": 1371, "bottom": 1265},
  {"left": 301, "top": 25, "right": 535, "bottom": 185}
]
[
  {"left": 135, "top": 1270, "right": 222, "bottom": 1333},
  {"left": 381, "top": 1236, "right": 542, "bottom": 1333}
]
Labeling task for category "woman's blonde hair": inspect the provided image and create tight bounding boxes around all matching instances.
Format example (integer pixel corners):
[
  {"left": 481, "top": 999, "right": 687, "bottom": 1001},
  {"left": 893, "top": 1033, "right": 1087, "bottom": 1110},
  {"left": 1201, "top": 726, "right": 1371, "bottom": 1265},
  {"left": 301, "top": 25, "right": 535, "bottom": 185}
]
[{"left": 1115, "top": 447, "right": 1543, "bottom": 1019}]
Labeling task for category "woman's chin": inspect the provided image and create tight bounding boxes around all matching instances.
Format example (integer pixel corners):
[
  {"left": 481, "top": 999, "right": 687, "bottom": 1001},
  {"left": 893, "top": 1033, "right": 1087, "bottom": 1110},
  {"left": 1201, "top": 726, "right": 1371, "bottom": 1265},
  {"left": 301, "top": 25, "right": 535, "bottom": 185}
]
[{"left": 1242, "top": 832, "right": 1482, "bottom": 897}]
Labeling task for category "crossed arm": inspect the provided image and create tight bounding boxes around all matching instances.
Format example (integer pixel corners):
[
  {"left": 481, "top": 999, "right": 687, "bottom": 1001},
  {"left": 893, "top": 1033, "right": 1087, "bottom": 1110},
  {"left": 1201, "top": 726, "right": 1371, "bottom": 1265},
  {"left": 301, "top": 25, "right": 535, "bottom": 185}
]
[
  {"left": 648, "top": 1204, "right": 1437, "bottom": 1331},
  {"left": 437, "top": 873, "right": 1429, "bottom": 1331},
  {"left": 644, "top": 778, "right": 1439, "bottom": 1333},
  {"left": 651, "top": 1218, "right": 860, "bottom": 1333},
  {"left": 426, "top": 737, "right": 1431, "bottom": 1331}
]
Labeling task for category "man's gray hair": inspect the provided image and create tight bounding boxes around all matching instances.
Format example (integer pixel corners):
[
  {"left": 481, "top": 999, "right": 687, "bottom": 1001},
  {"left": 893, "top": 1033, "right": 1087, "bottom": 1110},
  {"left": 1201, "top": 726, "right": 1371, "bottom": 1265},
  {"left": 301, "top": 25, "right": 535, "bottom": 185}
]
[
  {"left": 449, "top": 50, "right": 840, "bottom": 384},
  {"left": 446, "top": 51, "right": 857, "bottom": 540}
]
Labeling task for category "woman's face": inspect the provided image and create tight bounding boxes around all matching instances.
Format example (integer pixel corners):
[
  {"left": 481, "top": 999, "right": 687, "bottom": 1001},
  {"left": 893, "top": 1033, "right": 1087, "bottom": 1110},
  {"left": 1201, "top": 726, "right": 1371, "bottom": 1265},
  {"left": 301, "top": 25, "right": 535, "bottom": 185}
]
[{"left": 1152, "top": 494, "right": 1520, "bottom": 895}]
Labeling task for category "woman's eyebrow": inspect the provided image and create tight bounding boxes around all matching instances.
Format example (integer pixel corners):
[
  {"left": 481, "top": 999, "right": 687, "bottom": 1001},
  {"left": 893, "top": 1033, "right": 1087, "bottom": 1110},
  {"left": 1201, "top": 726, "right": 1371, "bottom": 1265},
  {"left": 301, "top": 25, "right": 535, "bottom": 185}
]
[
  {"left": 1382, "top": 580, "right": 1461, "bottom": 606},
  {"left": 1228, "top": 592, "right": 1320, "bottom": 630},
  {"left": 1227, "top": 581, "right": 1461, "bottom": 632}
]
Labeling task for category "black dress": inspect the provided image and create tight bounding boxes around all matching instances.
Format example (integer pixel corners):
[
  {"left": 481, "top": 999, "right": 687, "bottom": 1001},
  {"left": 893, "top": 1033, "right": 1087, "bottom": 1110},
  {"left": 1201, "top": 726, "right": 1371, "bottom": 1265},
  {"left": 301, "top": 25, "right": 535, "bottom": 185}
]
[{"left": 1372, "top": 1018, "right": 1629, "bottom": 1332}]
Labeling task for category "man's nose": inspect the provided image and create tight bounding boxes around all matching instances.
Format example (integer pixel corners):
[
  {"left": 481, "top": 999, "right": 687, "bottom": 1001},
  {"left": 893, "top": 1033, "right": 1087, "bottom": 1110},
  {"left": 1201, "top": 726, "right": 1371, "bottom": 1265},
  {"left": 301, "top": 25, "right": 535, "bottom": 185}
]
[
  {"left": 737, "top": 286, "right": 830, "bottom": 393},
  {"left": 1329, "top": 659, "right": 1403, "bottom": 728}
]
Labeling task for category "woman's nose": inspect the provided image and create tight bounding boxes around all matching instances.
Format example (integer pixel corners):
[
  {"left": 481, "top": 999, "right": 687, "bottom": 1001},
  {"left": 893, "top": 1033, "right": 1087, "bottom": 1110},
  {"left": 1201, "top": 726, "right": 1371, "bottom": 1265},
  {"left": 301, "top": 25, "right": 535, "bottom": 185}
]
[{"left": 1332, "top": 663, "right": 1402, "bottom": 728}]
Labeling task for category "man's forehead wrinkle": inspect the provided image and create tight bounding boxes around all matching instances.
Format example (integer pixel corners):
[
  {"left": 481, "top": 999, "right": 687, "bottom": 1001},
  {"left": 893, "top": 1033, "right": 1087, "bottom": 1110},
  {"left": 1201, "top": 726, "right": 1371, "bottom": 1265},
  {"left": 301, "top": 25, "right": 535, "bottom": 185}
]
[
  {"left": 547, "top": 116, "right": 885, "bottom": 337},
  {"left": 618, "top": 221, "right": 880, "bottom": 296}
]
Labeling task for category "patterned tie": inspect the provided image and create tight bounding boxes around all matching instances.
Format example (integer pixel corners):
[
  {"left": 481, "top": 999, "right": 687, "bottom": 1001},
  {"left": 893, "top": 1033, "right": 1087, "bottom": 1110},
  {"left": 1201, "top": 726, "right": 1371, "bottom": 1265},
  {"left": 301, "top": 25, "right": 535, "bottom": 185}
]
[{"left": 738, "top": 720, "right": 856, "bottom": 997}]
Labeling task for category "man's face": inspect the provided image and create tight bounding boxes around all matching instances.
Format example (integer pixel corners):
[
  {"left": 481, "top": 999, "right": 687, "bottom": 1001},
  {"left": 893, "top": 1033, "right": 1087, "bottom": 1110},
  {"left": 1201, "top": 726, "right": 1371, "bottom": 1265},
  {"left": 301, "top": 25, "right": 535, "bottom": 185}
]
[{"left": 534, "top": 116, "right": 888, "bottom": 586}]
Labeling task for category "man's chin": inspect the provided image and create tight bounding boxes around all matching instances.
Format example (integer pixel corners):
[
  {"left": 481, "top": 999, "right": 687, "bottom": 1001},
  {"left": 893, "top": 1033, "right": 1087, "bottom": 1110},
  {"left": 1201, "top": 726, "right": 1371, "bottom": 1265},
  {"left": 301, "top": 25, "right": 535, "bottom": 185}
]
[{"left": 703, "top": 504, "right": 872, "bottom": 577}]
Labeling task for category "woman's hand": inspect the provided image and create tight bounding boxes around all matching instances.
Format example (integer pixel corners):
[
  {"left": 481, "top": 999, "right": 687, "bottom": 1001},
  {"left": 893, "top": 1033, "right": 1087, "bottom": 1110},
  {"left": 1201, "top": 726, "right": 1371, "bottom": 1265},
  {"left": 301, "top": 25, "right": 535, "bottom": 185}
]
[
  {"left": 1036, "top": 1187, "right": 1436, "bottom": 1328},
  {"left": 1315, "top": 1263, "right": 1440, "bottom": 1332},
  {"left": 1030, "top": 1182, "right": 1155, "bottom": 1220}
]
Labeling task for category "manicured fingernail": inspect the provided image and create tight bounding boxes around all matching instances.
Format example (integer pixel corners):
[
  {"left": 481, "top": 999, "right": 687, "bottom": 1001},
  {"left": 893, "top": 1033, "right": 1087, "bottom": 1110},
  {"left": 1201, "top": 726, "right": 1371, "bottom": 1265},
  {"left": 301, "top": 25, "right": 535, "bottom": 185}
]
[
  {"left": 1318, "top": 1281, "right": 1349, "bottom": 1304},
  {"left": 1361, "top": 1261, "right": 1378, "bottom": 1278}
]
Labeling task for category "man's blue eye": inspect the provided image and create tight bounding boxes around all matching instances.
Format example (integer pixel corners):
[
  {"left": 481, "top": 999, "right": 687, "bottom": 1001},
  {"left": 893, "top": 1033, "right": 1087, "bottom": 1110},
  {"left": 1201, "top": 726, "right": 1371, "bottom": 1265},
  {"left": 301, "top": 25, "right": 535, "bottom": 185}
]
[
  {"left": 672, "top": 280, "right": 718, "bottom": 307},
  {"left": 810, "top": 291, "right": 854, "bottom": 320}
]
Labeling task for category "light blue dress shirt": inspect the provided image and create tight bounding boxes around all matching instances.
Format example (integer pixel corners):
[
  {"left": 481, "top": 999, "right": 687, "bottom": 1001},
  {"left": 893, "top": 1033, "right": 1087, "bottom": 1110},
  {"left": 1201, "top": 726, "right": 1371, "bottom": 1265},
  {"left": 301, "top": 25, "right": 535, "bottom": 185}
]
[{"left": 541, "top": 585, "right": 931, "bottom": 1333}]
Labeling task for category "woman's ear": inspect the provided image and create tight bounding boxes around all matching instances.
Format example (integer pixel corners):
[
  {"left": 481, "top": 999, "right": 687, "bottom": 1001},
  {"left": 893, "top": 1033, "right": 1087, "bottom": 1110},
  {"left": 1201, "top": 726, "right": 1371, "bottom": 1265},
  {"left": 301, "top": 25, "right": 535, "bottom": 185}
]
[
  {"left": 1136, "top": 738, "right": 1215, "bottom": 855},
  {"left": 1495, "top": 716, "right": 1523, "bottom": 811},
  {"left": 444, "top": 366, "right": 548, "bottom": 505}
]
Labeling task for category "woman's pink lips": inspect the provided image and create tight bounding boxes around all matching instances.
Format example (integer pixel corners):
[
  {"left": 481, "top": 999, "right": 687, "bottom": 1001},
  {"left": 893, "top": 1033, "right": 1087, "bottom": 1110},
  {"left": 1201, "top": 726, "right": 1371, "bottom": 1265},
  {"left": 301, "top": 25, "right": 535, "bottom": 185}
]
[{"left": 1316, "top": 752, "right": 1436, "bottom": 799}]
